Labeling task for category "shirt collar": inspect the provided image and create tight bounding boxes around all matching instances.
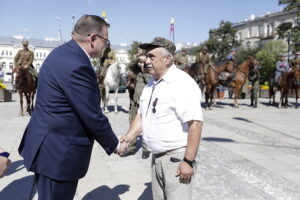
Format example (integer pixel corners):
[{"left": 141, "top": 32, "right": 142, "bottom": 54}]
[{"left": 160, "top": 64, "right": 177, "bottom": 83}]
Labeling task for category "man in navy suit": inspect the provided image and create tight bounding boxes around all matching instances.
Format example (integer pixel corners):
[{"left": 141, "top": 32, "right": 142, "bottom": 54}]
[{"left": 19, "top": 15, "right": 126, "bottom": 200}]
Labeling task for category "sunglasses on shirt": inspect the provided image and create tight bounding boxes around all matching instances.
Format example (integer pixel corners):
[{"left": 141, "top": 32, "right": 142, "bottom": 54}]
[{"left": 152, "top": 98, "right": 158, "bottom": 113}]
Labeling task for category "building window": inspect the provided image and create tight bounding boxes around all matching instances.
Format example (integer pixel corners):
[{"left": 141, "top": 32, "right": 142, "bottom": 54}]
[
  {"left": 1, "top": 50, "right": 4, "bottom": 56},
  {"left": 9, "top": 63, "right": 13, "bottom": 69},
  {"left": 43, "top": 53, "right": 46, "bottom": 58},
  {"left": 2, "top": 62, "right": 6, "bottom": 70},
  {"left": 10, "top": 51, "right": 12, "bottom": 56},
  {"left": 36, "top": 63, "right": 41, "bottom": 72},
  {"left": 40, "top": 52, "right": 42, "bottom": 58},
  {"left": 6, "top": 50, "right": 8, "bottom": 56},
  {"left": 36, "top": 52, "right": 39, "bottom": 58}
]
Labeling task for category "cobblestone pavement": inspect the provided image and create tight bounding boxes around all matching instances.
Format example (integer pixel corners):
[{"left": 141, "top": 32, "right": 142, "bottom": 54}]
[{"left": 0, "top": 89, "right": 299, "bottom": 200}]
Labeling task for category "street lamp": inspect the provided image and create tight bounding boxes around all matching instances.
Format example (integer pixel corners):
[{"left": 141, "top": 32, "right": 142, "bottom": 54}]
[
  {"left": 72, "top": 15, "right": 75, "bottom": 28},
  {"left": 56, "top": 17, "right": 62, "bottom": 42},
  {"left": 287, "top": 31, "right": 291, "bottom": 61}
]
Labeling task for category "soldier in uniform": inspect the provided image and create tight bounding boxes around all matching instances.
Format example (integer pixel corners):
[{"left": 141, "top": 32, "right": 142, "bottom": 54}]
[
  {"left": 175, "top": 47, "right": 189, "bottom": 70},
  {"left": 196, "top": 46, "right": 211, "bottom": 85},
  {"left": 125, "top": 49, "right": 151, "bottom": 158},
  {"left": 13, "top": 40, "right": 38, "bottom": 89},
  {"left": 248, "top": 65, "right": 261, "bottom": 108},
  {"left": 99, "top": 46, "right": 116, "bottom": 85},
  {"left": 275, "top": 54, "right": 290, "bottom": 88},
  {"left": 224, "top": 48, "right": 238, "bottom": 83},
  {"left": 290, "top": 51, "right": 300, "bottom": 70}
]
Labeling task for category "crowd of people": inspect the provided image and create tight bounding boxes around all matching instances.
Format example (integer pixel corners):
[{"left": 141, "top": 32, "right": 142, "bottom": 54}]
[{"left": 1, "top": 13, "right": 300, "bottom": 200}]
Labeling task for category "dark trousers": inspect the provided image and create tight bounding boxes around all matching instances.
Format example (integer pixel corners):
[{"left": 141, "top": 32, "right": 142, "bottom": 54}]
[{"left": 35, "top": 173, "right": 78, "bottom": 200}]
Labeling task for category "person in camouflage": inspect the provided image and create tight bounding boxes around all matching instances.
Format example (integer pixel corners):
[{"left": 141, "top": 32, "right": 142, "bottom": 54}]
[
  {"left": 13, "top": 40, "right": 38, "bottom": 89},
  {"left": 196, "top": 46, "right": 211, "bottom": 85},
  {"left": 248, "top": 65, "right": 261, "bottom": 108},
  {"left": 175, "top": 48, "right": 189, "bottom": 70},
  {"left": 290, "top": 51, "right": 300, "bottom": 70},
  {"left": 125, "top": 50, "right": 151, "bottom": 158},
  {"left": 99, "top": 46, "right": 116, "bottom": 85}
]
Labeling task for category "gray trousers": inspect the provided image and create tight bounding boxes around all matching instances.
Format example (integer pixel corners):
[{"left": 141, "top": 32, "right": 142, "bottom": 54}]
[{"left": 151, "top": 149, "right": 192, "bottom": 200}]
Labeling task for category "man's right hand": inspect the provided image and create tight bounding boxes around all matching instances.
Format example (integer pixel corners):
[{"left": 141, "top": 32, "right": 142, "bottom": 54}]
[{"left": 0, "top": 149, "right": 11, "bottom": 178}]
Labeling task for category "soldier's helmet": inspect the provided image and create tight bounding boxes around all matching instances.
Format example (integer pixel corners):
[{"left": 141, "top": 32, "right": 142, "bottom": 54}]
[{"left": 22, "top": 40, "right": 29, "bottom": 46}]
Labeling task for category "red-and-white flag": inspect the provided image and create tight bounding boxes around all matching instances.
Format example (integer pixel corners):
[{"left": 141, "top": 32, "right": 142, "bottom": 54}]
[{"left": 169, "top": 16, "right": 175, "bottom": 43}]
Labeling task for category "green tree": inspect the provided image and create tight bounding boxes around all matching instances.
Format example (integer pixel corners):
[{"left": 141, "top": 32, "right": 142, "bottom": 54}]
[
  {"left": 255, "top": 40, "right": 287, "bottom": 84},
  {"left": 128, "top": 41, "right": 141, "bottom": 60},
  {"left": 278, "top": 0, "right": 300, "bottom": 52},
  {"left": 236, "top": 47, "right": 260, "bottom": 65},
  {"left": 202, "top": 20, "right": 239, "bottom": 62}
]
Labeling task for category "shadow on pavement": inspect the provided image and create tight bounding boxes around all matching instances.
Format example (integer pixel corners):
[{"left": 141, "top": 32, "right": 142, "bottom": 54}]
[
  {"left": 0, "top": 175, "right": 34, "bottom": 200},
  {"left": 202, "top": 137, "right": 235, "bottom": 143},
  {"left": 6, "top": 160, "right": 25, "bottom": 176},
  {"left": 138, "top": 182, "right": 152, "bottom": 200},
  {"left": 233, "top": 117, "right": 253, "bottom": 123},
  {"left": 82, "top": 184, "right": 129, "bottom": 200},
  {"left": 107, "top": 105, "right": 129, "bottom": 114}
]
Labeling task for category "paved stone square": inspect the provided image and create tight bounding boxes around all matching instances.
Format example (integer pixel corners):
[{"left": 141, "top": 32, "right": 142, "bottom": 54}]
[{"left": 0, "top": 89, "right": 299, "bottom": 200}]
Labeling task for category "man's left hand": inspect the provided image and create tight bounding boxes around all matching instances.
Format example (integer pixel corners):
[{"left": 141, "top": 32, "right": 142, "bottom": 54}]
[{"left": 176, "top": 161, "right": 193, "bottom": 184}]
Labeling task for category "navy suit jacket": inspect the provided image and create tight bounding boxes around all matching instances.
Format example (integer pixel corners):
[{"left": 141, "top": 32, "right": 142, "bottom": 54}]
[{"left": 19, "top": 40, "right": 119, "bottom": 181}]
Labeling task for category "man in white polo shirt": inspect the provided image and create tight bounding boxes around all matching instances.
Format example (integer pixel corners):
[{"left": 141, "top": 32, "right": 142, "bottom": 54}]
[{"left": 122, "top": 37, "right": 203, "bottom": 200}]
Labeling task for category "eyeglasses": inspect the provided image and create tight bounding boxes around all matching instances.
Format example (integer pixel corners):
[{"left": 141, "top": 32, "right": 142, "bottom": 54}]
[
  {"left": 88, "top": 34, "right": 110, "bottom": 47},
  {"left": 152, "top": 98, "right": 158, "bottom": 113}
]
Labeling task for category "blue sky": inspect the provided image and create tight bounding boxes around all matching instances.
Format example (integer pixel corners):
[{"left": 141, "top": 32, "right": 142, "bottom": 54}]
[{"left": 0, "top": 0, "right": 285, "bottom": 45}]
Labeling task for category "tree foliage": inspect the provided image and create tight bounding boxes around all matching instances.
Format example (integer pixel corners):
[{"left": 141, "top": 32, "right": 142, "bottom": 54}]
[
  {"left": 255, "top": 40, "right": 287, "bottom": 84},
  {"left": 128, "top": 41, "right": 141, "bottom": 60},
  {"left": 202, "top": 20, "right": 239, "bottom": 62}
]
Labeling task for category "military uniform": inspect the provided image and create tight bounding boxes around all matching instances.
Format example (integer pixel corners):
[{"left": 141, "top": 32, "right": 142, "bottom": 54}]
[
  {"left": 275, "top": 59, "right": 290, "bottom": 86},
  {"left": 248, "top": 65, "right": 261, "bottom": 108},
  {"left": 290, "top": 53, "right": 300, "bottom": 70},
  {"left": 127, "top": 57, "right": 151, "bottom": 157},
  {"left": 175, "top": 50, "right": 189, "bottom": 70},
  {"left": 196, "top": 51, "right": 211, "bottom": 73},
  {"left": 13, "top": 41, "right": 38, "bottom": 89}
]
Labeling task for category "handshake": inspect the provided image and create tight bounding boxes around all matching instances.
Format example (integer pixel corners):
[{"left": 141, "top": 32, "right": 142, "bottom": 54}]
[{"left": 115, "top": 135, "right": 133, "bottom": 156}]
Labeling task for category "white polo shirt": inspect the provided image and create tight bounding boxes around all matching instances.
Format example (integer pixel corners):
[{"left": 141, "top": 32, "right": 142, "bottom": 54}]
[{"left": 138, "top": 64, "right": 203, "bottom": 154}]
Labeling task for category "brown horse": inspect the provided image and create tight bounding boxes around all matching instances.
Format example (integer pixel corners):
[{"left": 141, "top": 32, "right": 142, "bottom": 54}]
[
  {"left": 204, "top": 60, "right": 235, "bottom": 109},
  {"left": 279, "top": 69, "right": 300, "bottom": 108},
  {"left": 183, "top": 62, "right": 205, "bottom": 93},
  {"left": 227, "top": 56, "right": 259, "bottom": 108},
  {"left": 15, "top": 67, "right": 36, "bottom": 116}
]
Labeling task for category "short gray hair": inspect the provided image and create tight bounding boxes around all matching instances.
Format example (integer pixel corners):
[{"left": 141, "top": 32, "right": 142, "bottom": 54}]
[
  {"left": 160, "top": 48, "right": 174, "bottom": 63},
  {"left": 72, "top": 15, "right": 110, "bottom": 36}
]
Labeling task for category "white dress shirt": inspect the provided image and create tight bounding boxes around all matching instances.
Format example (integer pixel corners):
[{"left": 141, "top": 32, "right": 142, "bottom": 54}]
[{"left": 138, "top": 64, "right": 203, "bottom": 154}]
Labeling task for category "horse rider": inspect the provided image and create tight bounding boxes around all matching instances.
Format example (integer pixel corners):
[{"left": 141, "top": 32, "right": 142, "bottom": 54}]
[
  {"left": 196, "top": 46, "right": 211, "bottom": 85},
  {"left": 248, "top": 64, "right": 261, "bottom": 108},
  {"left": 290, "top": 51, "right": 300, "bottom": 70},
  {"left": 125, "top": 49, "right": 151, "bottom": 158},
  {"left": 13, "top": 40, "right": 38, "bottom": 90},
  {"left": 99, "top": 46, "right": 116, "bottom": 85},
  {"left": 175, "top": 47, "right": 189, "bottom": 70},
  {"left": 274, "top": 54, "right": 290, "bottom": 88},
  {"left": 224, "top": 48, "right": 238, "bottom": 83}
]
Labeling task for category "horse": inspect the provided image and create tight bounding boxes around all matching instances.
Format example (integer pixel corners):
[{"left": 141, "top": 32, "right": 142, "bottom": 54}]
[
  {"left": 204, "top": 60, "right": 235, "bottom": 109},
  {"left": 183, "top": 62, "right": 205, "bottom": 93},
  {"left": 227, "top": 56, "right": 259, "bottom": 108},
  {"left": 100, "top": 62, "right": 126, "bottom": 114},
  {"left": 279, "top": 69, "right": 300, "bottom": 108},
  {"left": 15, "top": 67, "right": 36, "bottom": 116}
]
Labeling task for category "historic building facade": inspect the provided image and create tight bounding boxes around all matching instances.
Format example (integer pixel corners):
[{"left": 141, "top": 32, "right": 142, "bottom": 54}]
[
  {"left": 233, "top": 10, "right": 298, "bottom": 49},
  {"left": 0, "top": 36, "right": 130, "bottom": 76}
]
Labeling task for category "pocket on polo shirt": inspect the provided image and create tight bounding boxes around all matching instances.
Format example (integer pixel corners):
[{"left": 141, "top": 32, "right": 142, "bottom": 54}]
[{"left": 153, "top": 99, "right": 172, "bottom": 122}]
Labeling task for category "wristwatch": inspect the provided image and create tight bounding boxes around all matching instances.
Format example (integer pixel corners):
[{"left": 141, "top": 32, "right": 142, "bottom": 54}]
[
  {"left": 183, "top": 157, "right": 196, "bottom": 168},
  {"left": 0, "top": 152, "right": 9, "bottom": 158}
]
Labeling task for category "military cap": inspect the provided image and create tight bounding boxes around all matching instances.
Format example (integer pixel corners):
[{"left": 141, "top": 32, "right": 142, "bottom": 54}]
[
  {"left": 22, "top": 40, "right": 29, "bottom": 46},
  {"left": 280, "top": 54, "right": 287, "bottom": 57},
  {"left": 202, "top": 46, "right": 208, "bottom": 51},
  {"left": 231, "top": 48, "right": 237, "bottom": 52},
  {"left": 181, "top": 47, "right": 188, "bottom": 52},
  {"left": 139, "top": 37, "right": 176, "bottom": 54},
  {"left": 296, "top": 51, "right": 300, "bottom": 55}
]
